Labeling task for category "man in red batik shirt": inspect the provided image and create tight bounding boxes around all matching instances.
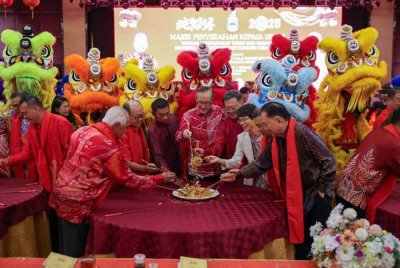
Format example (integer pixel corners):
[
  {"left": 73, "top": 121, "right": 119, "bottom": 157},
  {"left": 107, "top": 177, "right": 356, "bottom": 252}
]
[
  {"left": 220, "top": 90, "right": 243, "bottom": 159},
  {"left": 373, "top": 87, "right": 400, "bottom": 129},
  {"left": 148, "top": 98, "right": 180, "bottom": 175},
  {"left": 118, "top": 100, "right": 158, "bottom": 174},
  {"left": 8, "top": 92, "right": 36, "bottom": 180},
  {"left": 337, "top": 107, "right": 400, "bottom": 222},
  {"left": 50, "top": 106, "right": 176, "bottom": 258},
  {"left": 176, "top": 86, "right": 225, "bottom": 180}
]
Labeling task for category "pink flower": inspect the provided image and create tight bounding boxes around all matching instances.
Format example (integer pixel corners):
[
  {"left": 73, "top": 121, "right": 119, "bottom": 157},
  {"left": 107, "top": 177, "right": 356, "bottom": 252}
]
[
  {"left": 354, "top": 219, "right": 369, "bottom": 229},
  {"left": 355, "top": 249, "right": 364, "bottom": 260},
  {"left": 341, "top": 230, "right": 356, "bottom": 246},
  {"left": 353, "top": 220, "right": 364, "bottom": 229},
  {"left": 369, "top": 224, "right": 382, "bottom": 236}
]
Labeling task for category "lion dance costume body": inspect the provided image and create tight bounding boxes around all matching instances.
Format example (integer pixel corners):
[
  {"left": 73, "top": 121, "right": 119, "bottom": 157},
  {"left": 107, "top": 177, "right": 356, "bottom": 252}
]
[
  {"left": 119, "top": 56, "right": 175, "bottom": 126},
  {"left": 176, "top": 43, "right": 233, "bottom": 119},
  {"left": 315, "top": 25, "right": 387, "bottom": 172},
  {"left": 249, "top": 54, "right": 317, "bottom": 123},
  {"left": 269, "top": 29, "right": 319, "bottom": 127},
  {"left": 63, "top": 48, "right": 124, "bottom": 125}
]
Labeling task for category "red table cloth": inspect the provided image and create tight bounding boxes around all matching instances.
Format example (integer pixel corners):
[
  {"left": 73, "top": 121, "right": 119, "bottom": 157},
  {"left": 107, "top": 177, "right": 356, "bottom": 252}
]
[
  {"left": 86, "top": 183, "right": 288, "bottom": 258},
  {"left": 0, "top": 178, "right": 47, "bottom": 239},
  {"left": 375, "top": 183, "right": 400, "bottom": 238},
  {"left": 0, "top": 257, "right": 314, "bottom": 268}
]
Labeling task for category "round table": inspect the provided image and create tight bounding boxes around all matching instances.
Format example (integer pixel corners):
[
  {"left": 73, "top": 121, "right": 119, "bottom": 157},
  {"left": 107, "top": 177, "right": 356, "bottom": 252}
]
[
  {"left": 375, "top": 182, "right": 400, "bottom": 238},
  {"left": 0, "top": 178, "right": 50, "bottom": 257},
  {"left": 86, "top": 182, "right": 289, "bottom": 258}
]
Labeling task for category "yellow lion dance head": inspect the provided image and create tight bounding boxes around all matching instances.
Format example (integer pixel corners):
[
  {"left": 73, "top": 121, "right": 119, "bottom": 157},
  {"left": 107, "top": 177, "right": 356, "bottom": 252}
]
[
  {"left": 314, "top": 25, "right": 387, "bottom": 172},
  {"left": 64, "top": 48, "right": 124, "bottom": 125},
  {"left": 119, "top": 56, "right": 175, "bottom": 126},
  {"left": 0, "top": 25, "right": 57, "bottom": 109}
]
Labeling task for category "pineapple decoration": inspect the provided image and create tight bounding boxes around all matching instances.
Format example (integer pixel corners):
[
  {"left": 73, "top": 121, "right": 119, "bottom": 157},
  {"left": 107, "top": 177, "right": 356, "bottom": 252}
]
[{"left": 23, "top": 0, "right": 40, "bottom": 19}]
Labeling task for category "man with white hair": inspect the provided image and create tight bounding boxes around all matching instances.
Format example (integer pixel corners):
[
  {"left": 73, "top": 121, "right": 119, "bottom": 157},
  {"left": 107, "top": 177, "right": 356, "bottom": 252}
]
[
  {"left": 50, "top": 106, "right": 176, "bottom": 257},
  {"left": 118, "top": 99, "right": 158, "bottom": 174}
]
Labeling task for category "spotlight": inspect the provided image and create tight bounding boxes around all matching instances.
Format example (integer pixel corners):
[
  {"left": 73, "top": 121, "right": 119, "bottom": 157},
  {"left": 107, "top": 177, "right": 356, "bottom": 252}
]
[
  {"left": 291, "top": 0, "right": 299, "bottom": 8},
  {"left": 122, "top": 1, "right": 129, "bottom": 9},
  {"left": 161, "top": 0, "right": 169, "bottom": 9},
  {"left": 258, "top": 0, "right": 265, "bottom": 8},
  {"left": 242, "top": 0, "right": 249, "bottom": 9},
  {"left": 328, "top": 0, "right": 336, "bottom": 10},
  {"left": 179, "top": 0, "right": 186, "bottom": 9},
  {"left": 273, "top": 0, "right": 281, "bottom": 9},
  {"left": 230, "top": 2, "right": 236, "bottom": 10},
  {"left": 344, "top": 0, "right": 352, "bottom": 8},
  {"left": 210, "top": 0, "right": 217, "bottom": 7},
  {"left": 223, "top": 0, "right": 230, "bottom": 10},
  {"left": 195, "top": 0, "right": 202, "bottom": 11},
  {"left": 137, "top": 0, "right": 145, "bottom": 8},
  {"left": 90, "top": 1, "right": 98, "bottom": 8}
]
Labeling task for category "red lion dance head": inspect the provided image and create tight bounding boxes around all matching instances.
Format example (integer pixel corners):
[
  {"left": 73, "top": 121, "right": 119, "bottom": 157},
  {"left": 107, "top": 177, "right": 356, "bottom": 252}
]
[
  {"left": 269, "top": 29, "right": 319, "bottom": 128},
  {"left": 176, "top": 43, "right": 233, "bottom": 119}
]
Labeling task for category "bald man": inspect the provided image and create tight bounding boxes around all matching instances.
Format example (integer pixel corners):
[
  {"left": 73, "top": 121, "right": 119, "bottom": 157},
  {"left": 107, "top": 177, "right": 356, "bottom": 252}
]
[{"left": 118, "top": 100, "right": 158, "bottom": 174}]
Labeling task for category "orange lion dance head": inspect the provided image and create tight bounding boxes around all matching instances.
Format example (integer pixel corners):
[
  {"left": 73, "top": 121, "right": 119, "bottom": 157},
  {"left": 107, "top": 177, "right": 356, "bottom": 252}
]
[{"left": 63, "top": 48, "right": 124, "bottom": 125}]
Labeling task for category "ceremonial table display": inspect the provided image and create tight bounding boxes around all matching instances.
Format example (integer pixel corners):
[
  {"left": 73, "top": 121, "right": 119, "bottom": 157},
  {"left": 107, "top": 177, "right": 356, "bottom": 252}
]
[
  {"left": 0, "top": 178, "right": 51, "bottom": 257},
  {"left": 375, "top": 183, "right": 400, "bottom": 238},
  {"left": 86, "top": 182, "right": 293, "bottom": 259}
]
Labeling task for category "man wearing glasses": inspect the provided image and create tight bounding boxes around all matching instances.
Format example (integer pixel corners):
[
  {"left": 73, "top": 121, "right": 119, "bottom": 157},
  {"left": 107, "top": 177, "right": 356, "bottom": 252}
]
[
  {"left": 221, "top": 90, "right": 243, "bottom": 159},
  {"left": 6, "top": 92, "right": 36, "bottom": 180},
  {"left": 176, "top": 86, "right": 225, "bottom": 180},
  {"left": 118, "top": 100, "right": 159, "bottom": 174}
]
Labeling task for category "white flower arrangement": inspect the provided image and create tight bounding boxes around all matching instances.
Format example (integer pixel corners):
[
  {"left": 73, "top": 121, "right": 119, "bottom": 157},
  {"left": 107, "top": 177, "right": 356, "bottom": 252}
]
[
  {"left": 311, "top": 204, "right": 400, "bottom": 268},
  {"left": 343, "top": 208, "right": 358, "bottom": 221}
]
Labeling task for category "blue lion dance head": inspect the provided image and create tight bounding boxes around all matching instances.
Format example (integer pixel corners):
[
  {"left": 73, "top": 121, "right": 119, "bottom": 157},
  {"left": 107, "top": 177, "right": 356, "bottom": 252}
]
[
  {"left": 249, "top": 55, "right": 317, "bottom": 122},
  {"left": 392, "top": 75, "right": 400, "bottom": 87}
]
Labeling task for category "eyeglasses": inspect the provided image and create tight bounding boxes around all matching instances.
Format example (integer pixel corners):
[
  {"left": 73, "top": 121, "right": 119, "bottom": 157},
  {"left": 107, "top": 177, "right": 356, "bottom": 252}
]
[
  {"left": 196, "top": 101, "right": 212, "bottom": 106},
  {"left": 11, "top": 104, "right": 20, "bottom": 108},
  {"left": 130, "top": 114, "right": 145, "bottom": 120},
  {"left": 224, "top": 106, "right": 239, "bottom": 112}
]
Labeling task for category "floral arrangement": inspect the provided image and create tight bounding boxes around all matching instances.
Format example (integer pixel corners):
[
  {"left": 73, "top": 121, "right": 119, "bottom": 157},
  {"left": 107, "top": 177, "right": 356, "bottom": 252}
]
[{"left": 310, "top": 204, "right": 400, "bottom": 268}]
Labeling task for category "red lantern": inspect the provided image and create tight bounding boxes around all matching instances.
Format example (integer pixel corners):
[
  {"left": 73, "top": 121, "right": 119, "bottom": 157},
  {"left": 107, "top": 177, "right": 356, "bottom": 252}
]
[
  {"left": 0, "top": 0, "right": 13, "bottom": 7},
  {"left": 0, "top": 0, "right": 14, "bottom": 17},
  {"left": 23, "top": 0, "right": 40, "bottom": 19},
  {"left": 23, "top": 0, "right": 40, "bottom": 8}
]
